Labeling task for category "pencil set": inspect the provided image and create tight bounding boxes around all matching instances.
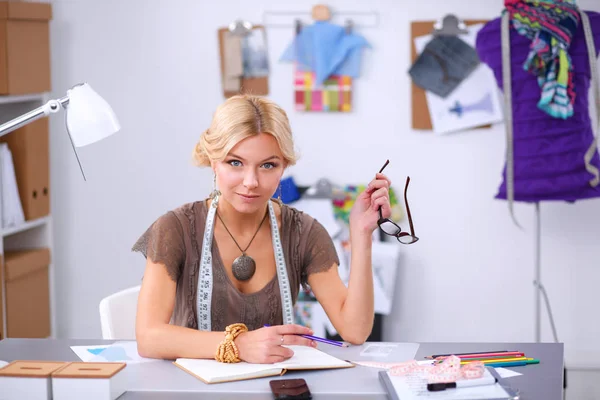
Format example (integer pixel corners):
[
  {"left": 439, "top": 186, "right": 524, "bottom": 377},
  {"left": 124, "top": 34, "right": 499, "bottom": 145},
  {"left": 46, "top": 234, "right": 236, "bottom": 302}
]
[{"left": 428, "top": 350, "right": 540, "bottom": 368}]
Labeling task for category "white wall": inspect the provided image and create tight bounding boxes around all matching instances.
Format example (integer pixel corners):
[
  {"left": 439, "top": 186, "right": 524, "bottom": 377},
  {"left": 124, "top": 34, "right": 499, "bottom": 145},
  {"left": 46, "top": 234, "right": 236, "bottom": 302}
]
[{"left": 47, "top": 0, "right": 599, "bottom": 370}]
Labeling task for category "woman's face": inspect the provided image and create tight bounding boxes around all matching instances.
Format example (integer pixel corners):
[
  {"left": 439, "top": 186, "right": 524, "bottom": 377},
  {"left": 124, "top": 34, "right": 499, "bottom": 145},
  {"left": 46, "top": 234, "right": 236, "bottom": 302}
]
[{"left": 213, "top": 133, "right": 286, "bottom": 214}]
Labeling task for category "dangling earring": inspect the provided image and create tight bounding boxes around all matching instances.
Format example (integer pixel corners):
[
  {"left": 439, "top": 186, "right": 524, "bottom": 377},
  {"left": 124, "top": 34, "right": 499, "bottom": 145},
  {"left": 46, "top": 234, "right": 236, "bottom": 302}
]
[
  {"left": 276, "top": 185, "right": 282, "bottom": 204},
  {"left": 210, "top": 173, "right": 221, "bottom": 199}
]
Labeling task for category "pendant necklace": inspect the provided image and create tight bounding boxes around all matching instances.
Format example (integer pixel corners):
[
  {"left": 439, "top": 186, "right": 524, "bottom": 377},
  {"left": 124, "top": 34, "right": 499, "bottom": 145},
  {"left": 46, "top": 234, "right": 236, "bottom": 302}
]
[{"left": 216, "top": 208, "right": 268, "bottom": 281}]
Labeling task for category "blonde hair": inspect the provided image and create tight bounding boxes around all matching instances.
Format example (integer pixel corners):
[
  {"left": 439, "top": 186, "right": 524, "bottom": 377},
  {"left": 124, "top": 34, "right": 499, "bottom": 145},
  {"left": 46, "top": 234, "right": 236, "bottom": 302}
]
[{"left": 193, "top": 95, "right": 298, "bottom": 167}]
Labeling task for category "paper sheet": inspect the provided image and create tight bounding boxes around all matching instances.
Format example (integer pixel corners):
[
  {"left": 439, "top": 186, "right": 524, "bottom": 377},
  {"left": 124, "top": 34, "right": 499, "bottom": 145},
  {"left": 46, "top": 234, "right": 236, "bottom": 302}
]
[
  {"left": 384, "top": 369, "right": 511, "bottom": 399},
  {"left": 413, "top": 24, "right": 504, "bottom": 134},
  {"left": 360, "top": 343, "right": 400, "bottom": 358},
  {"left": 495, "top": 367, "right": 523, "bottom": 379},
  {"left": 358, "top": 342, "right": 420, "bottom": 361},
  {"left": 70, "top": 345, "right": 111, "bottom": 362},
  {"left": 71, "top": 341, "right": 158, "bottom": 364}
]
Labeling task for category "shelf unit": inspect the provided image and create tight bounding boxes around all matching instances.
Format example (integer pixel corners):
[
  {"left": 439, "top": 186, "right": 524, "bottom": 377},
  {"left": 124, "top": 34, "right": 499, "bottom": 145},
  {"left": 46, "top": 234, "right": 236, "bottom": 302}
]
[{"left": 0, "top": 93, "right": 56, "bottom": 339}]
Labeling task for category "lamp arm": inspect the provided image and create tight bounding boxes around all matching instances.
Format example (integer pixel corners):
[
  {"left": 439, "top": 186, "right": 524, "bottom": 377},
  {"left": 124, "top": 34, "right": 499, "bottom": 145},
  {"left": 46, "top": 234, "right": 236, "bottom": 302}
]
[{"left": 0, "top": 95, "right": 69, "bottom": 138}]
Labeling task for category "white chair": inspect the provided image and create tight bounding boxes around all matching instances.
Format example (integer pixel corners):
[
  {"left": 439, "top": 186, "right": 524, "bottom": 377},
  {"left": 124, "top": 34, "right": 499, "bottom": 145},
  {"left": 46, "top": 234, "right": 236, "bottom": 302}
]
[{"left": 99, "top": 285, "right": 140, "bottom": 340}]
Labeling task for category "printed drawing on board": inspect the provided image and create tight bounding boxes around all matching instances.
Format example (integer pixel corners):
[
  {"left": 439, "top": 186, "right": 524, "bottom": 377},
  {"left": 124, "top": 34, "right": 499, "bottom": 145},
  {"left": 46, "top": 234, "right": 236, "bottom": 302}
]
[{"left": 414, "top": 24, "right": 504, "bottom": 134}]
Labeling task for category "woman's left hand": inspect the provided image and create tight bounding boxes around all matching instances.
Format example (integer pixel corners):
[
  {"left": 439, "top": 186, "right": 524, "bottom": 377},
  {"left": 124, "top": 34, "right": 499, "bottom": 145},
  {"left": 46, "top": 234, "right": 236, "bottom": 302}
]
[{"left": 349, "top": 173, "right": 392, "bottom": 236}]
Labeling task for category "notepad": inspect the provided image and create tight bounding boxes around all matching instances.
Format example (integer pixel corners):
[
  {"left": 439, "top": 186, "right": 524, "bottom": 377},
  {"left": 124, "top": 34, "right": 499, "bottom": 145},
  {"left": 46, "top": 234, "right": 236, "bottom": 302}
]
[
  {"left": 174, "top": 345, "right": 353, "bottom": 384},
  {"left": 379, "top": 368, "right": 518, "bottom": 400}
]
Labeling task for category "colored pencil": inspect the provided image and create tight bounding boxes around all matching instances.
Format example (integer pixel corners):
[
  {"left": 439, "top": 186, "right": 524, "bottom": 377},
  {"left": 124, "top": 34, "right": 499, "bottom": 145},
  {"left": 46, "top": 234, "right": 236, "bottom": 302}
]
[
  {"left": 461, "top": 357, "right": 531, "bottom": 365},
  {"left": 263, "top": 324, "right": 348, "bottom": 348},
  {"left": 449, "top": 354, "right": 526, "bottom": 362},
  {"left": 433, "top": 351, "right": 523, "bottom": 360},
  {"left": 485, "top": 359, "right": 540, "bottom": 368},
  {"left": 426, "top": 350, "right": 513, "bottom": 359}
]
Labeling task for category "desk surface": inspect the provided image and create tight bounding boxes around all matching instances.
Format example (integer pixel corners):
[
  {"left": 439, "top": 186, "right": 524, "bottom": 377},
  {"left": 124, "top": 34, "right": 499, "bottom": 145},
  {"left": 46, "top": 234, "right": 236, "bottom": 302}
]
[{"left": 0, "top": 339, "right": 563, "bottom": 399}]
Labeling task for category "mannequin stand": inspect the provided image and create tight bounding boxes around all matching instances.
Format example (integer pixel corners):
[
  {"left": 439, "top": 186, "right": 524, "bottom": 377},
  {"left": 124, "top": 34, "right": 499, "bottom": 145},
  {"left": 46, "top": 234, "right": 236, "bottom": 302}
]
[{"left": 533, "top": 202, "right": 565, "bottom": 392}]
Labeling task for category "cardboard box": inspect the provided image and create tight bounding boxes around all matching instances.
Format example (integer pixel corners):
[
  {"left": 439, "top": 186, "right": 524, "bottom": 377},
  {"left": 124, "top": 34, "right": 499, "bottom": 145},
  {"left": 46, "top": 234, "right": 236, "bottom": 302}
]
[
  {"left": 52, "top": 362, "right": 127, "bottom": 400},
  {"left": 0, "top": 360, "right": 67, "bottom": 400},
  {"left": 4, "top": 248, "right": 51, "bottom": 338},
  {"left": 0, "top": 1, "right": 52, "bottom": 95},
  {"left": 0, "top": 117, "right": 50, "bottom": 221}
]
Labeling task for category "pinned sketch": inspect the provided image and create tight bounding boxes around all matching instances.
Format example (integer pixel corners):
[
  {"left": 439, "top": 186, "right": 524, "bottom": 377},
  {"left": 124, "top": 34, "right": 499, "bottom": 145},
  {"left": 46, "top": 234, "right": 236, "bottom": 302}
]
[{"left": 414, "top": 24, "right": 504, "bottom": 134}]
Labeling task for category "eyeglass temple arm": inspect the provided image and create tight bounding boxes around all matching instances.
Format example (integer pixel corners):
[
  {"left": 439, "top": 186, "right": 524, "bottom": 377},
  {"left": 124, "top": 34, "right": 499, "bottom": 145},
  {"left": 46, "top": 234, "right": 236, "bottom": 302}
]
[{"left": 404, "top": 177, "right": 416, "bottom": 236}]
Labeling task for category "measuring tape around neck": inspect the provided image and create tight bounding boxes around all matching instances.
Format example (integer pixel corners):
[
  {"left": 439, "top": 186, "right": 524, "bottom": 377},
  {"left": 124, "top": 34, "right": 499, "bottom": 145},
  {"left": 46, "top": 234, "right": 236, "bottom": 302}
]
[{"left": 196, "top": 195, "right": 294, "bottom": 331}]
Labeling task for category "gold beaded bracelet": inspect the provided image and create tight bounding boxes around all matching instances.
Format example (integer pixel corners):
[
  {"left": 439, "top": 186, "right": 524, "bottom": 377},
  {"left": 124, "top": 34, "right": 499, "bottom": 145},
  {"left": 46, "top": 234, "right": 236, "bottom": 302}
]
[{"left": 215, "top": 323, "right": 248, "bottom": 363}]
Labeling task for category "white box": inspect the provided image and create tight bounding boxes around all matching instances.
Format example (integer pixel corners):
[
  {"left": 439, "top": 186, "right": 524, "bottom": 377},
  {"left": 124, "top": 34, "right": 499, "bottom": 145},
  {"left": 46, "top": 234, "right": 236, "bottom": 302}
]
[
  {"left": 51, "top": 362, "right": 127, "bottom": 400},
  {"left": 0, "top": 360, "right": 68, "bottom": 400}
]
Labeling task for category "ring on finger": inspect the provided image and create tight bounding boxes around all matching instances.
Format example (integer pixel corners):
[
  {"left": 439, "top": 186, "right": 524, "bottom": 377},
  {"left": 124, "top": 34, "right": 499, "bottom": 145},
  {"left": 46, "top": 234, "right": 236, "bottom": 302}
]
[{"left": 281, "top": 335, "right": 284, "bottom": 345}]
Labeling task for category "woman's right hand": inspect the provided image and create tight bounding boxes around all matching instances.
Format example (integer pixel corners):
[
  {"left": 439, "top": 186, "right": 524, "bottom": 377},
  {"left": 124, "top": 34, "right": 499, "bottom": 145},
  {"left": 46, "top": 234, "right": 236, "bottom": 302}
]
[{"left": 235, "top": 324, "right": 317, "bottom": 364}]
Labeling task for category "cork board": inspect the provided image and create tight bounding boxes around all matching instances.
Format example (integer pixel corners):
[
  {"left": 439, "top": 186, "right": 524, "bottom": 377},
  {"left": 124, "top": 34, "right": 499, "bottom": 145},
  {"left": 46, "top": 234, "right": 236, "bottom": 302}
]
[
  {"left": 218, "top": 25, "right": 269, "bottom": 98},
  {"left": 410, "top": 20, "right": 489, "bottom": 130}
]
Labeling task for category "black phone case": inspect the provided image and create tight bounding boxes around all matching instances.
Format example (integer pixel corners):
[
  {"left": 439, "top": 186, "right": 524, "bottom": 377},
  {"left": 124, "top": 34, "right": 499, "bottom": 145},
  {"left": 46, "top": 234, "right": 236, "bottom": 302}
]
[{"left": 269, "top": 378, "right": 312, "bottom": 399}]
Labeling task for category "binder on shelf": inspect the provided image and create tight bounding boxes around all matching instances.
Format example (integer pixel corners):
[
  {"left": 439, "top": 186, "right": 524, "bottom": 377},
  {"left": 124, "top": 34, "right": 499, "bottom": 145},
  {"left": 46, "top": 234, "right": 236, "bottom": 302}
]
[
  {"left": 0, "top": 142, "right": 25, "bottom": 229},
  {"left": 0, "top": 117, "right": 50, "bottom": 221}
]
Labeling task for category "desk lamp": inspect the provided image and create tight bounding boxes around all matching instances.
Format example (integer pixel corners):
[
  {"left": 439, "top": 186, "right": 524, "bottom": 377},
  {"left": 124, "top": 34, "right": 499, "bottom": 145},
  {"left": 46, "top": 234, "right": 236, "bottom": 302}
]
[{"left": 0, "top": 83, "right": 120, "bottom": 180}]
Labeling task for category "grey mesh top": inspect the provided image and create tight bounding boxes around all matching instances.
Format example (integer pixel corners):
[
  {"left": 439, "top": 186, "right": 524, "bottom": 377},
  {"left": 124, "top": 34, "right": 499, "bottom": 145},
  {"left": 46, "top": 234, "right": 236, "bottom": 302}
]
[{"left": 132, "top": 199, "right": 339, "bottom": 332}]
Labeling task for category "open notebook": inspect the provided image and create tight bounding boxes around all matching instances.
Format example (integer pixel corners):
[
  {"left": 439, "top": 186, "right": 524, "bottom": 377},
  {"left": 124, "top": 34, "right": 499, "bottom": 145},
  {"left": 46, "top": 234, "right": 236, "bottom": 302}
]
[{"left": 174, "top": 345, "right": 353, "bottom": 384}]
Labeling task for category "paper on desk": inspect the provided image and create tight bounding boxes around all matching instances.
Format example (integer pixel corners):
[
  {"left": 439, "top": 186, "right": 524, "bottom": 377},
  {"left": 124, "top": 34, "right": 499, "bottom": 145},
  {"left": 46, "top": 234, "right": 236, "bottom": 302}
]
[
  {"left": 495, "top": 367, "right": 522, "bottom": 379},
  {"left": 384, "top": 368, "right": 511, "bottom": 400},
  {"left": 290, "top": 198, "right": 341, "bottom": 238},
  {"left": 358, "top": 342, "right": 420, "bottom": 360},
  {"left": 70, "top": 345, "right": 111, "bottom": 362},
  {"left": 71, "top": 341, "right": 158, "bottom": 364}
]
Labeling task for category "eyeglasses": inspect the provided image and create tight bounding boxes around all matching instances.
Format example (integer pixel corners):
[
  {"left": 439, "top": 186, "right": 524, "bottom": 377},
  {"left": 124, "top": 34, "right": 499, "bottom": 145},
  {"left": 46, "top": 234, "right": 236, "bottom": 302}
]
[{"left": 377, "top": 160, "right": 419, "bottom": 244}]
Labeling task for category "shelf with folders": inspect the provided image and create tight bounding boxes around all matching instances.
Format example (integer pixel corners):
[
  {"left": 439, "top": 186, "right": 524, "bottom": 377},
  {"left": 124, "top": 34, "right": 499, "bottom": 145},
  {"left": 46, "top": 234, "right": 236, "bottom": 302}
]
[
  {"left": 0, "top": 93, "right": 48, "bottom": 106},
  {"left": 0, "top": 92, "right": 56, "bottom": 341}
]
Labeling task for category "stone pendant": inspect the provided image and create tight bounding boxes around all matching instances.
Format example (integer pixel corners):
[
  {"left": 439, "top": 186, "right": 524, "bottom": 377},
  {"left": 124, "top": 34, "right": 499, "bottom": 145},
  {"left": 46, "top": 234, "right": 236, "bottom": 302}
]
[{"left": 232, "top": 253, "right": 256, "bottom": 281}]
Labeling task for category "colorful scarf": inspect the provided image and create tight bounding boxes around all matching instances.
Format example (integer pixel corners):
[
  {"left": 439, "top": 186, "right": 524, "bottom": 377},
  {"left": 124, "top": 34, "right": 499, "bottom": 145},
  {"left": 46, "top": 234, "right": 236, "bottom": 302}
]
[{"left": 504, "top": 0, "right": 580, "bottom": 119}]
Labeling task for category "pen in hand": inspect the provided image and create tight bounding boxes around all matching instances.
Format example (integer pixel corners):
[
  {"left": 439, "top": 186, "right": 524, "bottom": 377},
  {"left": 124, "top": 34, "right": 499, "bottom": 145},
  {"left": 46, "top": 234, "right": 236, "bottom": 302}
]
[{"left": 264, "top": 324, "right": 349, "bottom": 348}]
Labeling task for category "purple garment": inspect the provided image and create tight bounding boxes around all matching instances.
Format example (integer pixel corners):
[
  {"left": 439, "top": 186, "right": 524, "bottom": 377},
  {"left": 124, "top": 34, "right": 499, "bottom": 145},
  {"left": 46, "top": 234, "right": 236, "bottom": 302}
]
[{"left": 475, "top": 11, "right": 600, "bottom": 203}]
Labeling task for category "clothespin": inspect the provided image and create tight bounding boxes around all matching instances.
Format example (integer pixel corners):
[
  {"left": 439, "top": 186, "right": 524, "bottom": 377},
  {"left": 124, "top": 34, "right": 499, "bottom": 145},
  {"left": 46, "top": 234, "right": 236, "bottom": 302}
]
[
  {"left": 432, "top": 14, "right": 468, "bottom": 36},
  {"left": 228, "top": 19, "right": 253, "bottom": 36},
  {"left": 345, "top": 19, "right": 353, "bottom": 34}
]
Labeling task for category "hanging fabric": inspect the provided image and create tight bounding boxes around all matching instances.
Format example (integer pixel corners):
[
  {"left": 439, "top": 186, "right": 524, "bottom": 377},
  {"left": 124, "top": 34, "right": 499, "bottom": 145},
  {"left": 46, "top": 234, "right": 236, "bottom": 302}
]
[{"left": 475, "top": 5, "right": 600, "bottom": 223}]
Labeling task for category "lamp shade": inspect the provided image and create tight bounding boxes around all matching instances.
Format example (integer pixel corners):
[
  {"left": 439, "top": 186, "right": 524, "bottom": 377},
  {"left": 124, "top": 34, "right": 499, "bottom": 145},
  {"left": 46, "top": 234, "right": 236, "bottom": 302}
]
[{"left": 66, "top": 83, "right": 120, "bottom": 147}]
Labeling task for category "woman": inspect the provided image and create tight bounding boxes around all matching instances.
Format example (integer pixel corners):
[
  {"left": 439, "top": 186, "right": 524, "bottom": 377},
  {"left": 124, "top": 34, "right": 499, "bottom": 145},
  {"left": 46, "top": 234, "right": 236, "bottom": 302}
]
[{"left": 132, "top": 95, "right": 392, "bottom": 364}]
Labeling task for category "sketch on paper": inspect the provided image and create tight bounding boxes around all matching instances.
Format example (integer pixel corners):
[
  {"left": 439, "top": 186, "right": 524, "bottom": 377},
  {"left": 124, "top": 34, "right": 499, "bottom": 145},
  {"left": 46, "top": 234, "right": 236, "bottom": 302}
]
[
  {"left": 70, "top": 341, "right": 158, "bottom": 364},
  {"left": 448, "top": 92, "right": 495, "bottom": 118},
  {"left": 414, "top": 24, "right": 504, "bottom": 134}
]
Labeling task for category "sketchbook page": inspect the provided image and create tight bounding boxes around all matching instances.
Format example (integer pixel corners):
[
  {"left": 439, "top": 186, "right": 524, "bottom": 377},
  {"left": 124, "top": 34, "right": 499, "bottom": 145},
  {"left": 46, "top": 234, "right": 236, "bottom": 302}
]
[
  {"left": 174, "top": 345, "right": 351, "bottom": 383},
  {"left": 174, "top": 358, "right": 282, "bottom": 384},
  {"left": 274, "top": 345, "right": 352, "bottom": 370},
  {"left": 384, "top": 368, "right": 511, "bottom": 400}
]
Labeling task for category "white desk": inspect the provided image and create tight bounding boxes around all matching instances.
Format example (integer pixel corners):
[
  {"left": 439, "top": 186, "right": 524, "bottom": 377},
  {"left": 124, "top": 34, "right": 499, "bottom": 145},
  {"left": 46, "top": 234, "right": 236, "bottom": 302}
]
[{"left": 0, "top": 339, "right": 563, "bottom": 399}]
